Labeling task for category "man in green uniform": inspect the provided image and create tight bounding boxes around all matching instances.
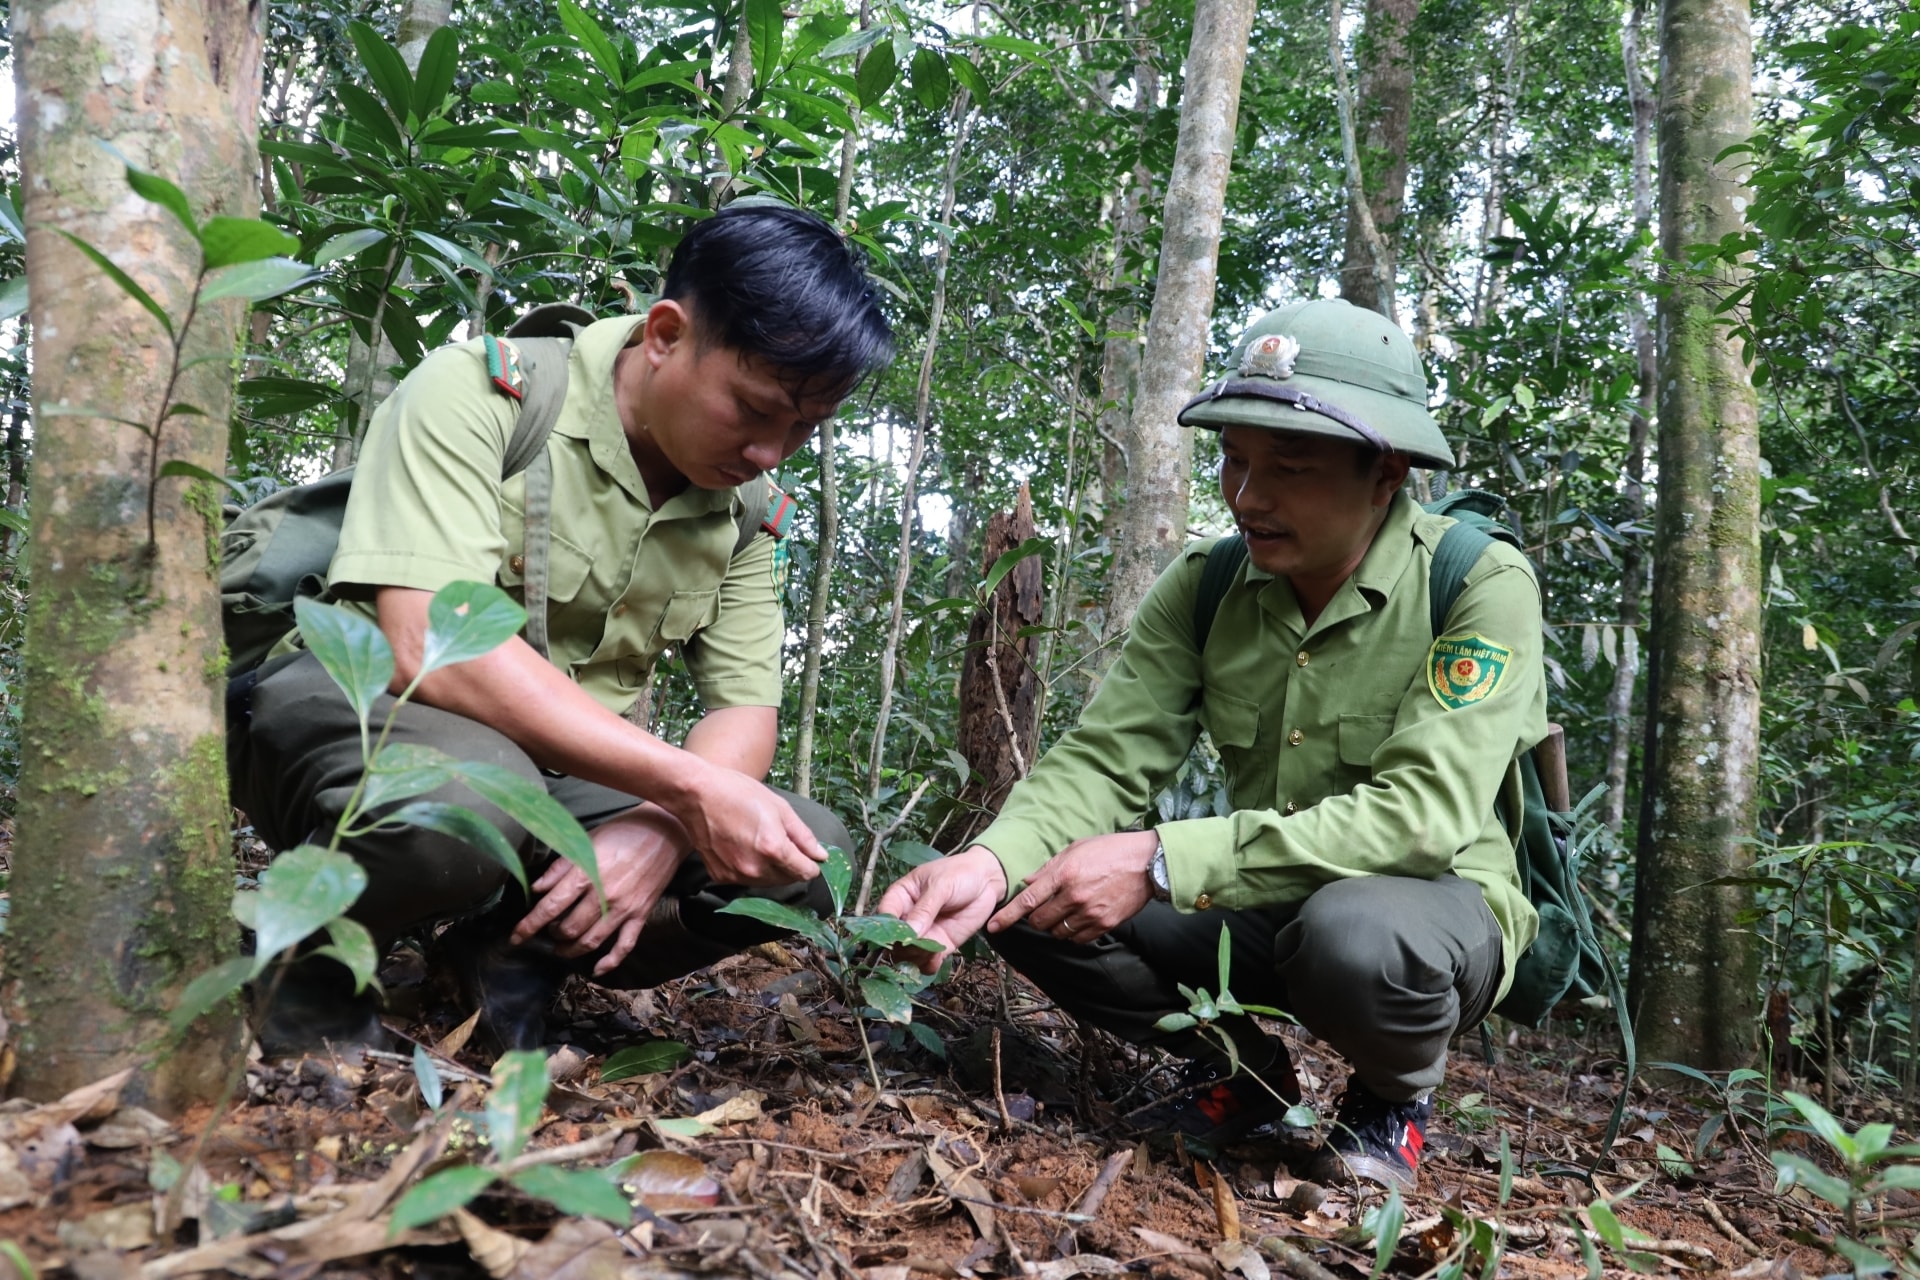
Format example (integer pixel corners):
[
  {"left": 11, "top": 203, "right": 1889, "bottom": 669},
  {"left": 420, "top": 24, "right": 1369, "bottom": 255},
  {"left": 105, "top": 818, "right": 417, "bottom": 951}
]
[
  {"left": 229, "top": 204, "right": 893, "bottom": 1054},
  {"left": 879, "top": 299, "right": 1545, "bottom": 1190}
]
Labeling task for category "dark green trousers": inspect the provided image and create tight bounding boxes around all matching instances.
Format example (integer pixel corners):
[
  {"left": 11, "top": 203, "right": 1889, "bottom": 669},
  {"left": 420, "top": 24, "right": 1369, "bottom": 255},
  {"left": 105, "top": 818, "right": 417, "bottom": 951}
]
[
  {"left": 228, "top": 651, "right": 841, "bottom": 984},
  {"left": 990, "top": 873, "right": 1504, "bottom": 1100}
]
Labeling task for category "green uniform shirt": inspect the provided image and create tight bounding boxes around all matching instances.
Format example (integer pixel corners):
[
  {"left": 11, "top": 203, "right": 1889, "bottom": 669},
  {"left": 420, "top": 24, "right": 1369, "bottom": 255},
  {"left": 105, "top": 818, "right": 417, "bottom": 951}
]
[
  {"left": 974, "top": 492, "right": 1548, "bottom": 996},
  {"left": 326, "top": 316, "right": 784, "bottom": 716}
]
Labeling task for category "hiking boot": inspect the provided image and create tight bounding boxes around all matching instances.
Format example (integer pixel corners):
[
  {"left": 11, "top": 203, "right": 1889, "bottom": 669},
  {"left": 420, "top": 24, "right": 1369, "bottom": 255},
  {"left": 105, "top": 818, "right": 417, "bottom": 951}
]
[
  {"left": 1124, "top": 1043, "right": 1304, "bottom": 1143},
  {"left": 251, "top": 955, "right": 388, "bottom": 1059},
  {"left": 436, "top": 918, "right": 576, "bottom": 1054},
  {"left": 1306, "top": 1083, "right": 1432, "bottom": 1191}
]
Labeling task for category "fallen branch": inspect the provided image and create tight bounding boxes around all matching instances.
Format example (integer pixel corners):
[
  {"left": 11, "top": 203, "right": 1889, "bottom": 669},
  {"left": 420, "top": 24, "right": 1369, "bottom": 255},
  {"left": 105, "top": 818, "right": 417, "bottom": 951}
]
[
  {"left": 1255, "top": 1234, "right": 1344, "bottom": 1280},
  {"left": 1055, "top": 1148, "right": 1134, "bottom": 1257},
  {"left": 1701, "top": 1197, "right": 1764, "bottom": 1257}
]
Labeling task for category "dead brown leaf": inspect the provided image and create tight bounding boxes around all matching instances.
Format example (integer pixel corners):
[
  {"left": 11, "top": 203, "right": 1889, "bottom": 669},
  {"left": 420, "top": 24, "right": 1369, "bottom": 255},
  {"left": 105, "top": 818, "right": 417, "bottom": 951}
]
[
  {"left": 511, "top": 1217, "right": 625, "bottom": 1280},
  {"left": 924, "top": 1145, "right": 995, "bottom": 1240},
  {"left": 691, "top": 1089, "right": 763, "bottom": 1128},
  {"left": 455, "top": 1206, "right": 529, "bottom": 1277},
  {"left": 625, "top": 1150, "right": 720, "bottom": 1209},
  {"left": 434, "top": 1008, "right": 482, "bottom": 1058}
]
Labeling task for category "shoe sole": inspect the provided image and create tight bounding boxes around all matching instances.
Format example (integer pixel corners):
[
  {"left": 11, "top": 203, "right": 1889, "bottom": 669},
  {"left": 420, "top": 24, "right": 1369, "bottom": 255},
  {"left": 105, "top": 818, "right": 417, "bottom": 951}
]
[{"left": 1306, "top": 1149, "right": 1417, "bottom": 1193}]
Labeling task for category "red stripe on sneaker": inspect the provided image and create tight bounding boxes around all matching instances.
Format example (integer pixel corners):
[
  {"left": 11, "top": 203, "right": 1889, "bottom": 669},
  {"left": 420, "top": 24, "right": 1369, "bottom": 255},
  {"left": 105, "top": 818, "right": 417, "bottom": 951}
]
[
  {"left": 1198, "top": 1085, "right": 1240, "bottom": 1126},
  {"left": 1399, "top": 1123, "right": 1424, "bottom": 1167}
]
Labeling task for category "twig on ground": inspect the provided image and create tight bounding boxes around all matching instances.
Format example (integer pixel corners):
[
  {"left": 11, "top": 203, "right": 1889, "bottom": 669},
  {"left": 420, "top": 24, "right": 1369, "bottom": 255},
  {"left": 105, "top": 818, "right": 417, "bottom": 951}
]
[
  {"left": 993, "top": 1026, "right": 1014, "bottom": 1132},
  {"left": 1255, "top": 1234, "right": 1344, "bottom": 1280},
  {"left": 1055, "top": 1148, "right": 1134, "bottom": 1257},
  {"left": 1702, "top": 1197, "right": 1765, "bottom": 1256}
]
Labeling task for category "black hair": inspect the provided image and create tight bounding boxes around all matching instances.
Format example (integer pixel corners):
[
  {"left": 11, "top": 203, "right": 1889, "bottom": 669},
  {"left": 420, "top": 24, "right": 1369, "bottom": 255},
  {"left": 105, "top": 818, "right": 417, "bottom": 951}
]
[{"left": 662, "top": 202, "right": 894, "bottom": 401}]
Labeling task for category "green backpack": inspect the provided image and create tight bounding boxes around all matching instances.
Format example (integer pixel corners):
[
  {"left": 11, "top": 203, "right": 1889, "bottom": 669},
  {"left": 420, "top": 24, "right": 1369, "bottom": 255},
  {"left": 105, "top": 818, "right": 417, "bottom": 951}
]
[
  {"left": 220, "top": 304, "right": 772, "bottom": 677},
  {"left": 1190, "top": 489, "right": 1605, "bottom": 1027}
]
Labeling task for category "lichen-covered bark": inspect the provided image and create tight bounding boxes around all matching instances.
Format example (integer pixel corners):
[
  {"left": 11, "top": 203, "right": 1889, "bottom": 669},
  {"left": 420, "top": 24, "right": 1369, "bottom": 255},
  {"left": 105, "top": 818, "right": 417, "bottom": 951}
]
[
  {"left": 7, "top": 0, "right": 263, "bottom": 1110},
  {"left": 1629, "top": 0, "right": 1761, "bottom": 1070},
  {"left": 1106, "top": 0, "right": 1256, "bottom": 628},
  {"left": 1338, "top": 0, "right": 1418, "bottom": 316}
]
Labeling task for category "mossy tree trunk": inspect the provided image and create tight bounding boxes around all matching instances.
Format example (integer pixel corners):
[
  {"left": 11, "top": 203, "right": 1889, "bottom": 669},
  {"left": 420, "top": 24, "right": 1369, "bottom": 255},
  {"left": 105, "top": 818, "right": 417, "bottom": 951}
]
[
  {"left": 1628, "top": 0, "right": 1762, "bottom": 1070},
  {"left": 1105, "top": 0, "right": 1255, "bottom": 627},
  {"left": 7, "top": 0, "right": 264, "bottom": 1109}
]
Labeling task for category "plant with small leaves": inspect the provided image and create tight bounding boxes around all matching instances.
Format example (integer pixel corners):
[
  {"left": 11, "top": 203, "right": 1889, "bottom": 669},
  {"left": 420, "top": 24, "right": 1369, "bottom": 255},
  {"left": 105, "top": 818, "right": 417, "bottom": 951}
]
[
  {"left": 1772, "top": 1089, "right": 1920, "bottom": 1272},
  {"left": 1564, "top": 1185, "right": 1662, "bottom": 1275},
  {"left": 1153, "top": 925, "right": 1308, "bottom": 1125},
  {"left": 717, "top": 846, "right": 944, "bottom": 1094}
]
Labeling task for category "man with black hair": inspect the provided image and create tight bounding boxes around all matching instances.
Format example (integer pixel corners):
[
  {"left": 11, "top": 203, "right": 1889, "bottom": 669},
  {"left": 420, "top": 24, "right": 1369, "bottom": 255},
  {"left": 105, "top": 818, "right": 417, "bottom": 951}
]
[{"left": 229, "top": 204, "right": 894, "bottom": 1055}]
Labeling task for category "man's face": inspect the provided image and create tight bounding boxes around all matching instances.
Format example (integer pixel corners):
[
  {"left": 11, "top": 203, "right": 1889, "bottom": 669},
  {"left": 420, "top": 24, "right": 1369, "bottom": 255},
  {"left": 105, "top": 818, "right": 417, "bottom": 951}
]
[
  {"left": 1217, "top": 425, "right": 1409, "bottom": 584},
  {"left": 636, "top": 302, "right": 843, "bottom": 491}
]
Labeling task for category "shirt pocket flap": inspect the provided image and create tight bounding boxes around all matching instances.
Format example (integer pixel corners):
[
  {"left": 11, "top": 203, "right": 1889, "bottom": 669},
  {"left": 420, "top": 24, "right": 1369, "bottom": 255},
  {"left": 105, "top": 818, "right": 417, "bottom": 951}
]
[
  {"left": 1338, "top": 713, "right": 1395, "bottom": 767},
  {"left": 1199, "top": 691, "right": 1261, "bottom": 750},
  {"left": 656, "top": 588, "right": 721, "bottom": 644},
  {"left": 497, "top": 531, "right": 594, "bottom": 604}
]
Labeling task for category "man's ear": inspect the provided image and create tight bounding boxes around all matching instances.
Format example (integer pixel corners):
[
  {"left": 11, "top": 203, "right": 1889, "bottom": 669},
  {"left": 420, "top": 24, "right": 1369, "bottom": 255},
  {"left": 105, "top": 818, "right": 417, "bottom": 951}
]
[
  {"left": 1375, "top": 451, "right": 1412, "bottom": 506},
  {"left": 641, "top": 298, "right": 693, "bottom": 366}
]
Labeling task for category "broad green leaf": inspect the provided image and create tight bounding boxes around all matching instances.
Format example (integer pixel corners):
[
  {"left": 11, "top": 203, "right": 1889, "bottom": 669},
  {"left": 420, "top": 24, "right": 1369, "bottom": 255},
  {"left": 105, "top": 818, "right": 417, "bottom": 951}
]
[
  {"left": 907, "top": 1021, "right": 947, "bottom": 1059},
  {"left": 157, "top": 460, "right": 247, "bottom": 499},
  {"left": 557, "top": 0, "right": 625, "bottom": 88},
  {"left": 419, "top": 581, "right": 526, "bottom": 674},
  {"left": 1585, "top": 1201, "right": 1626, "bottom": 1251},
  {"left": 412, "top": 231, "right": 498, "bottom": 280},
  {"left": 0, "top": 276, "right": 27, "bottom": 321},
  {"left": 980, "top": 536, "right": 1050, "bottom": 600},
  {"left": 1282, "top": 1103, "right": 1317, "bottom": 1128},
  {"left": 453, "top": 762, "right": 599, "bottom": 898},
  {"left": 887, "top": 840, "right": 942, "bottom": 869},
  {"left": 651, "top": 1117, "right": 711, "bottom": 1139},
  {"left": 1365, "top": 1187, "right": 1405, "bottom": 1278},
  {"left": 1153, "top": 1012, "right": 1198, "bottom": 1033},
  {"left": 746, "top": 0, "right": 785, "bottom": 89},
  {"left": 413, "top": 1044, "right": 445, "bottom": 1110},
  {"left": 412, "top": 26, "right": 460, "bottom": 121},
  {"left": 126, "top": 167, "right": 198, "bottom": 237},
  {"left": 201, "top": 258, "right": 313, "bottom": 304},
  {"left": 389, "top": 1166, "right": 494, "bottom": 1235},
  {"left": 854, "top": 39, "right": 896, "bottom": 108},
  {"left": 1772, "top": 1152, "right": 1853, "bottom": 1209},
  {"left": 822, "top": 846, "right": 852, "bottom": 916},
  {"left": 335, "top": 82, "right": 404, "bottom": 156},
  {"left": 314, "top": 228, "right": 387, "bottom": 267},
  {"left": 250, "top": 845, "right": 368, "bottom": 966},
  {"left": 819, "top": 25, "right": 886, "bottom": 59},
  {"left": 486, "top": 1051, "right": 550, "bottom": 1162},
  {"left": 348, "top": 21, "right": 416, "bottom": 127},
  {"left": 602, "top": 1039, "right": 692, "bottom": 1083},
  {"left": 382, "top": 801, "right": 526, "bottom": 895},
  {"left": 861, "top": 972, "right": 913, "bottom": 1023},
  {"left": 949, "top": 54, "right": 991, "bottom": 104},
  {"left": 1875, "top": 1165, "right": 1920, "bottom": 1191},
  {"left": 0, "top": 192, "right": 24, "bottom": 243},
  {"left": 316, "top": 917, "right": 379, "bottom": 993},
  {"left": 911, "top": 49, "right": 952, "bottom": 112},
  {"left": 509, "top": 1166, "right": 631, "bottom": 1224},
  {"left": 362, "top": 743, "right": 458, "bottom": 813},
  {"left": 170, "top": 956, "right": 253, "bottom": 1032},
  {"left": 469, "top": 80, "right": 521, "bottom": 106},
  {"left": 842, "top": 916, "right": 923, "bottom": 948},
  {"left": 1830, "top": 1236, "right": 1896, "bottom": 1277},
  {"left": 1783, "top": 1090, "right": 1855, "bottom": 1158},
  {"left": 56, "top": 231, "right": 173, "bottom": 338},
  {"left": 199, "top": 218, "right": 299, "bottom": 269},
  {"left": 294, "top": 596, "right": 395, "bottom": 726},
  {"left": 715, "top": 896, "right": 821, "bottom": 935}
]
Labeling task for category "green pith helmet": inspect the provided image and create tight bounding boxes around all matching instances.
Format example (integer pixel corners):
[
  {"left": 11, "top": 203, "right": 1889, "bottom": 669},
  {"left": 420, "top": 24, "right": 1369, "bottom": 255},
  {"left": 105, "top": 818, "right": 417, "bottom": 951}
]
[{"left": 1177, "top": 298, "right": 1454, "bottom": 469}]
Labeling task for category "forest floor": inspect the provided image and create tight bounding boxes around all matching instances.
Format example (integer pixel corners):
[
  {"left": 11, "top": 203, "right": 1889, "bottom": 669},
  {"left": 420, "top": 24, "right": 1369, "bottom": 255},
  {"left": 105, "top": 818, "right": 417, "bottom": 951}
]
[{"left": 0, "top": 937, "right": 1891, "bottom": 1280}]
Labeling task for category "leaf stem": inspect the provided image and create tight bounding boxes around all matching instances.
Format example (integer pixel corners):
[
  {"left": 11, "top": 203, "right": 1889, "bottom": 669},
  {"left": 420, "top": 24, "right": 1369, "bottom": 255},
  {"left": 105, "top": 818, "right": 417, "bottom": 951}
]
[{"left": 146, "top": 266, "right": 208, "bottom": 550}]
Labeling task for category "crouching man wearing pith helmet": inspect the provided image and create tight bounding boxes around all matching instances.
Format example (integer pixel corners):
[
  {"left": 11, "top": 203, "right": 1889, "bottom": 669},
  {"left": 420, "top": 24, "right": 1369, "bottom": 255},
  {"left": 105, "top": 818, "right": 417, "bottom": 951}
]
[{"left": 879, "top": 298, "right": 1547, "bottom": 1191}]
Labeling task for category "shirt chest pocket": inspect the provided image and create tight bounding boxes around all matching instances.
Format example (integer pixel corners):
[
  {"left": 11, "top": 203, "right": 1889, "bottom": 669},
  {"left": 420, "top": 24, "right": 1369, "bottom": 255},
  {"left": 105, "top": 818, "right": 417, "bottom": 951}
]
[
  {"left": 1337, "top": 713, "right": 1396, "bottom": 773},
  {"left": 653, "top": 588, "right": 720, "bottom": 646},
  {"left": 498, "top": 503, "right": 596, "bottom": 605}
]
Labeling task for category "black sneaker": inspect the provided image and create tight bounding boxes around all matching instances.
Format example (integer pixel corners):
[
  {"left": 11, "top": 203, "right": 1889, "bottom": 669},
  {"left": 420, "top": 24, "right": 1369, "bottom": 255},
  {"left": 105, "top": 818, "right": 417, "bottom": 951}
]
[
  {"left": 251, "top": 955, "right": 388, "bottom": 1059},
  {"left": 1307, "top": 1084, "right": 1432, "bottom": 1191},
  {"left": 435, "top": 919, "right": 575, "bottom": 1054},
  {"left": 1125, "top": 1045, "right": 1304, "bottom": 1142}
]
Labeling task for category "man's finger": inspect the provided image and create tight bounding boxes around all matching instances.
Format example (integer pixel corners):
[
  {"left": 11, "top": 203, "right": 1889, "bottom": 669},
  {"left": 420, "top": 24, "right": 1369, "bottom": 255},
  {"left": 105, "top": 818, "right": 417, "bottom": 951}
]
[
  {"left": 514, "top": 883, "right": 584, "bottom": 942},
  {"left": 533, "top": 860, "right": 574, "bottom": 894},
  {"left": 598, "top": 916, "right": 645, "bottom": 974},
  {"left": 781, "top": 805, "right": 828, "bottom": 862}
]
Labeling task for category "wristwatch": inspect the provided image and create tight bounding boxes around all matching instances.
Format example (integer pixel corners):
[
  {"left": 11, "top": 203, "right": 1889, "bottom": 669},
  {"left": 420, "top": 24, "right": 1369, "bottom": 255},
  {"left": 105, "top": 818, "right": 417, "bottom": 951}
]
[{"left": 1148, "top": 839, "right": 1172, "bottom": 903}]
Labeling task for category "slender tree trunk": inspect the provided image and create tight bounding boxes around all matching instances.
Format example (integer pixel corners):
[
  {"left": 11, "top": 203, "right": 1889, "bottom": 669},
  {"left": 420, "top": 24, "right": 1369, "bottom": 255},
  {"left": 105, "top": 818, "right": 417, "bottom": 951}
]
[
  {"left": 8, "top": 0, "right": 263, "bottom": 1110},
  {"left": 1105, "top": 0, "right": 1256, "bottom": 628},
  {"left": 708, "top": 3, "right": 757, "bottom": 206},
  {"left": 1604, "top": 1, "right": 1656, "bottom": 833},
  {"left": 1468, "top": 0, "right": 1531, "bottom": 334},
  {"left": 1629, "top": 0, "right": 1762, "bottom": 1071},
  {"left": 1336, "top": 0, "right": 1418, "bottom": 318}
]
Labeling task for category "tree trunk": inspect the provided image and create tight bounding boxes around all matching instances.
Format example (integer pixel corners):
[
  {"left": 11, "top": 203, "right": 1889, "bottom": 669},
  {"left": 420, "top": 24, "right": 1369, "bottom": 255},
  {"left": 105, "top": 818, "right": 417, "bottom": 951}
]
[
  {"left": 7, "top": 0, "right": 263, "bottom": 1110},
  {"left": 1629, "top": 0, "right": 1762, "bottom": 1071},
  {"left": 944, "top": 485, "right": 1043, "bottom": 852},
  {"left": 1105, "top": 0, "right": 1256, "bottom": 629},
  {"left": 1337, "top": 0, "right": 1418, "bottom": 318}
]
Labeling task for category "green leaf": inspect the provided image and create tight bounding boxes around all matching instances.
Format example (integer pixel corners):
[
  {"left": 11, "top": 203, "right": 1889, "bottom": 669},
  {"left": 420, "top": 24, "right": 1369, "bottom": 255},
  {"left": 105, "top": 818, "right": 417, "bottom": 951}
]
[
  {"left": 199, "top": 218, "right": 300, "bottom": 270},
  {"left": 200, "top": 258, "right": 314, "bottom": 304},
  {"left": 412, "top": 231, "right": 498, "bottom": 280},
  {"left": 715, "top": 896, "right": 822, "bottom": 935},
  {"left": 854, "top": 39, "right": 896, "bottom": 109},
  {"left": 822, "top": 846, "right": 852, "bottom": 916},
  {"left": 980, "top": 536, "right": 1050, "bottom": 600},
  {"left": 56, "top": 231, "right": 173, "bottom": 338},
  {"left": 1831, "top": 1236, "right": 1895, "bottom": 1276},
  {"left": 486, "top": 1050, "right": 550, "bottom": 1162},
  {"left": 907, "top": 1021, "right": 947, "bottom": 1059},
  {"left": 316, "top": 917, "right": 379, "bottom": 993},
  {"left": 0, "top": 1240, "right": 37, "bottom": 1280},
  {"left": 911, "top": 49, "right": 951, "bottom": 112},
  {"left": 861, "top": 972, "right": 913, "bottom": 1023},
  {"left": 0, "top": 276, "right": 25, "bottom": 322},
  {"left": 651, "top": 1117, "right": 711, "bottom": 1139},
  {"left": 557, "top": 0, "right": 625, "bottom": 88},
  {"left": 294, "top": 595, "right": 395, "bottom": 726},
  {"left": 1585, "top": 1201, "right": 1626, "bottom": 1251},
  {"left": 413, "top": 1044, "right": 445, "bottom": 1111},
  {"left": 336, "top": 82, "right": 404, "bottom": 155},
  {"left": 509, "top": 1166, "right": 631, "bottom": 1224},
  {"left": 382, "top": 802, "right": 526, "bottom": 895},
  {"left": 314, "top": 228, "right": 388, "bottom": 267},
  {"left": 819, "top": 25, "right": 886, "bottom": 59},
  {"left": 156, "top": 460, "right": 247, "bottom": 499},
  {"left": 469, "top": 80, "right": 521, "bottom": 106},
  {"left": 250, "top": 844, "right": 368, "bottom": 967},
  {"left": 949, "top": 54, "right": 990, "bottom": 104},
  {"left": 1153, "top": 1012, "right": 1198, "bottom": 1033},
  {"left": 412, "top": 26, "right": 460, "bottom": 121},
  {"left": 361, "top": 743, "right": 457, "bottom": 814},
  {"left": 887, "top": 840, "right": 943, "bottom": 869},
  {"left": 170, "top": 956, "right": 253, "bottom": 1032},
  {"left": 452, "top": 762, "right": 599, "bottom": 898},
  {"left": 420, "top": 581, "right": 528, "bottom": 675},
  {"left": 389, "top": 1166, "right": 494, "bottom": 1235},
  {"left": 746, "top": 0, "right": 785, "bottom": 89},
  {"left": 1772, "top": 1153, "right": 1853, "bottom": 1209},
  {"left": 125, "top": 167, "right": 198, "bottom": 237},
  {"left": 1365, "top": 1187, "right": 1405, "bottom": 1279},
  {"left": 601, "top": 1039, "right": 692, "bottom": 1083},
  {"left": 842, "top": 916, "right": 923, "bottom": 948},
  {"left": 1783, "top": 1090, "right": 1855, "bottom": 1158},
  {"left": 349, "top": 21, "right": 417, "bottom": 127},
  {"left": 0, "top": 191, "right": 25, "bottom": 243},
  {"left": 1872, "top": 1165, "right": 1920, "bottom": 1191}
]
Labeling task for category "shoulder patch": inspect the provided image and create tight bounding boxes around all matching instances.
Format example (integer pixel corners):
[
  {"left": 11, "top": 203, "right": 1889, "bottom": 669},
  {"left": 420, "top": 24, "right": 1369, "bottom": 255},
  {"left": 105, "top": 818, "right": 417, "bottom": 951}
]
[
  {"left": 1428, "top": 634, "right": 1513, "bottom": 710},
  {"left": 762, "top": 481, "right": 796, "bottom": 539},
  {"left": 483, "top": 334, "right": 527, "bottom": 401}
]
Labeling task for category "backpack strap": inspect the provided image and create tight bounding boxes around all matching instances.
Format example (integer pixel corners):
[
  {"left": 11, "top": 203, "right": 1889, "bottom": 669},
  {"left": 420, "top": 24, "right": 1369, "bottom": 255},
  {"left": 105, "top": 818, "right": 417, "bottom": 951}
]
[
  {"left": 734, "top": 475, "right": 772, "bottom": 558},
  {"left": 1192, "top": 534, "right": 1249, "bottom": 652},
  {"left": 485, "top": 333, "right": 574, "bottom": 659},
  {"left": 1427, "top": 518, "right": 1498, "bottom": 636}
]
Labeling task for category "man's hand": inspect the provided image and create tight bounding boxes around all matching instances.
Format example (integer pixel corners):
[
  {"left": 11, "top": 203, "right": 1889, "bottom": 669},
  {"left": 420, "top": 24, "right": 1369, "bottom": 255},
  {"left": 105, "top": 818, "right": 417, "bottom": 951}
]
[
  {"left": 986, "top": 829, "right": 1159, "bottom": 945},
  {"left": 674, "top": 764, "right": 827, "bottom": 885},
  {"left": 513, "top": 806, "right": 684, "bottom": 974},
  {"left": 877, "top": 846, "right": 1008, "bottom": 974}
]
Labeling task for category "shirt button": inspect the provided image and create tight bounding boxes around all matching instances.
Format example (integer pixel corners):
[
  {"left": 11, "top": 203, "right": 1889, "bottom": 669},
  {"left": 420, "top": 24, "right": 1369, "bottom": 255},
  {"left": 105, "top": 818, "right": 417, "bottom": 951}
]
[
  {"left": 1296, "top": 651, "right": 1310, "bottom": 667},
  {"left": 1288, "top": 728, "right": 1304, "bottom": 746},
  {"left": 1193, "top": 893, "right": 1213, "bottom": 911},
  {"left": 509, "top": 554, "right": 525, "bottom": 573},
  {"left": 1284, "top": 801, "right": 1299, "bottom": 815},
  {"left": 612, "top": 602, "right": 628, "bottom": 618}
]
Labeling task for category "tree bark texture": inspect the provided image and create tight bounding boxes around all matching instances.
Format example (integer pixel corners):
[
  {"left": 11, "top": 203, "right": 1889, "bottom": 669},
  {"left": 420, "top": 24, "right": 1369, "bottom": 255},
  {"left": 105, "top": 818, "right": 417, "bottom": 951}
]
[
  {"left": 1629, "top": 0, "right": 1762, "bottom": 1070},
  {"left": 943, "top": 486, "right": 1043, "bottom": 852},
  {"left": 1337, "top": 0, "right": 1418, "bottom": 317},
  {"left": 8, "top": 0, "right": 264, "bottom": 1109},
  {"left": 1105, "top": 0, "right": 1255, "bottom": 631}
]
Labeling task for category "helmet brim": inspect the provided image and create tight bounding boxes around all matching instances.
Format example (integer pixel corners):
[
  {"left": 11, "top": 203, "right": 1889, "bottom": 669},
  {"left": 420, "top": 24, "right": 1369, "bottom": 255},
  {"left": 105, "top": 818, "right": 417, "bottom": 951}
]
[{"left": 1179, "top": 372, "right": 1454, "bottom": 470}]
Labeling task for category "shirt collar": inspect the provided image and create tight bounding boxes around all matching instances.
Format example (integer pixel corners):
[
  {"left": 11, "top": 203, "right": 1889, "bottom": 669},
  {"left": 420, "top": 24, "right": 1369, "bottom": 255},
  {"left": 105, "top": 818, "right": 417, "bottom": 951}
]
[{"left": 1244, "top": 490, "right": 1422, "bottom": 628}]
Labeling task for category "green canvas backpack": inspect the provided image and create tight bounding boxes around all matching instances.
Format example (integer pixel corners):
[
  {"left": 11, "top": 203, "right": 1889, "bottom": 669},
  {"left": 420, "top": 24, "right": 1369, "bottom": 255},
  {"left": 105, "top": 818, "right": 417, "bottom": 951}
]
[{"left": 220, "top": 304, "right": 772, "bottom": 677}]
